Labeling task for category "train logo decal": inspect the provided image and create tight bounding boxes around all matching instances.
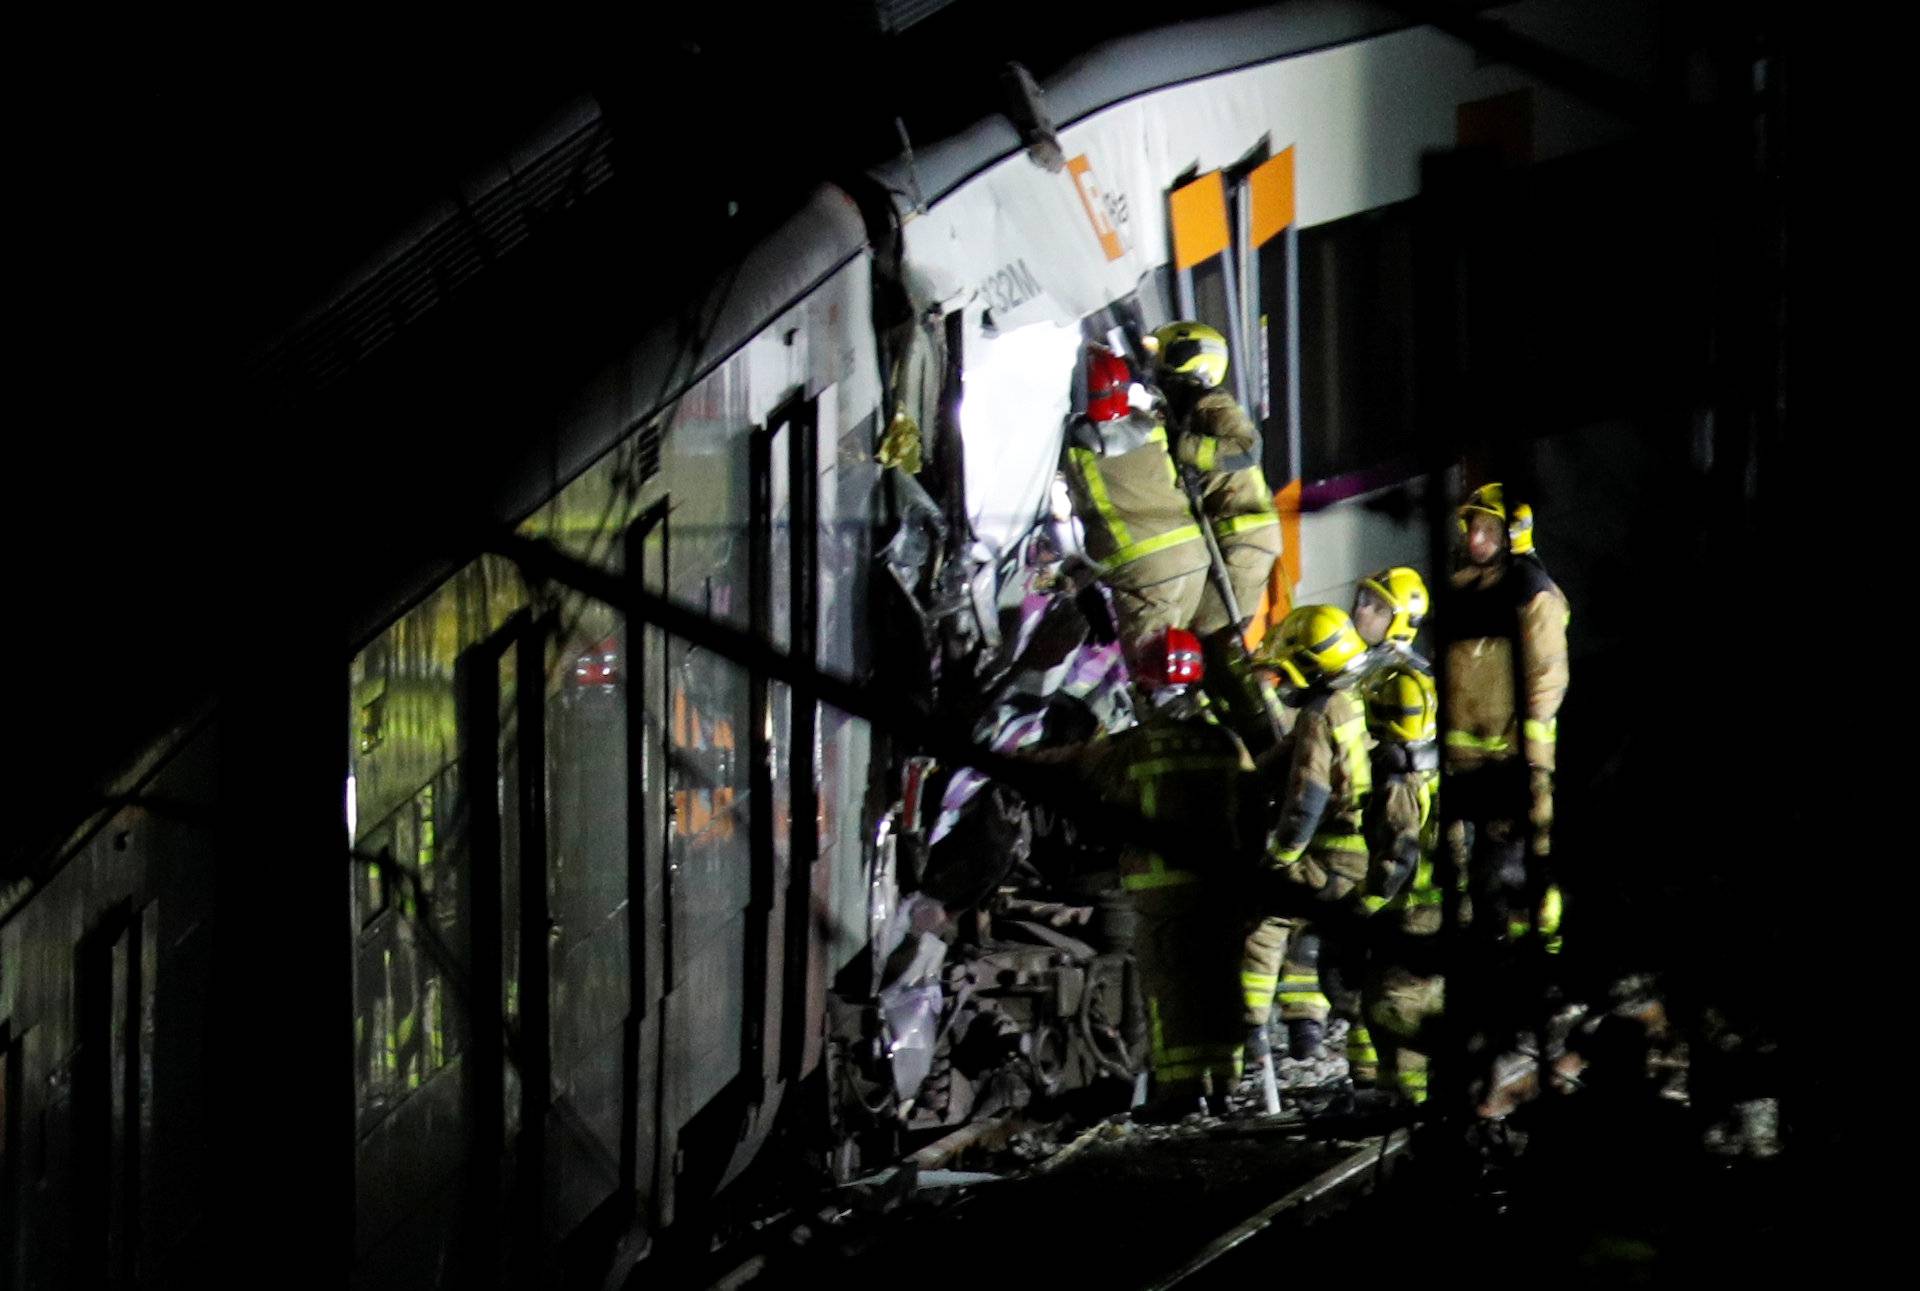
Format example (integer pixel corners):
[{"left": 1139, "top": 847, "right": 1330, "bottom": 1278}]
[{"left": 1067, "top": 154, "right": 1130, "bottom": 262}]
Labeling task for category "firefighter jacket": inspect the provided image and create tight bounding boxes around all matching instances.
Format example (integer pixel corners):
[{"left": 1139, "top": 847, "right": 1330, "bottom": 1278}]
[
  {"left": 1165, "top": 390, "right": 1281, "bottom": 547},
  {"left": 1170, "top": 389, "right": 1260, "bottom": 474},
  {"left": 1363, "top": 741, "right": 1444, "bottom": 937},
  {"left": 1061, "top": 411, "right": 1209, "bottom": 584},
  {"left": 1441, "top": 553, "right": 1570, "bottom": 773},
  {"left": 1266, "top": 684, "right": 1372, "bottom": 897},
  {"left": 1024, "top": 711, "right": 1262, "bottom": 889}
]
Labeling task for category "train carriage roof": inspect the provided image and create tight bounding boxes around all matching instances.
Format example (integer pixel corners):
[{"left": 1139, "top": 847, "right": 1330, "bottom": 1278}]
[{"left": 870, "top": 1, "right": 1411, "bottom": 207}]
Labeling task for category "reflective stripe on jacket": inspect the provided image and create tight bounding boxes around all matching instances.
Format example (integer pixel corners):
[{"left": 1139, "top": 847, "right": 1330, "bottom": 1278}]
[
  {"left": 1063, "top": 420, "right": 1208, "bottom": 576},
  {"left": 1269, "top": 685, "right": 1371, "bottom": 865}
]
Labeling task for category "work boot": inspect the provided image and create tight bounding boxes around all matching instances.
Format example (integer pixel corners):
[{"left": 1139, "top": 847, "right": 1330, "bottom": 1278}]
[
  {"left": 1318, "top": 1078, "right": 1401, "bottom": 1122},
  {"left": 1287, "top": 1019, "right": 1329, "bottom": 1062}
]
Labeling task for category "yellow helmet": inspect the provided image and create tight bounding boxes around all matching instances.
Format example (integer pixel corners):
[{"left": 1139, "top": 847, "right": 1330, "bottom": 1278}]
[
  {"left": 1356, "top": 567, "right": 1430, "bottom": 646},
  {"left": 1150, "top": 321, "right": 1229, "bottom": 389},
  {"left": 1459, "top": 481, "right": 1506, "bottom": 521},
  {"left": 1458, "top": 483, "right": 1535, "bottom": 555},
  {"left": 1265, "top": 605, "right": 1368, "bottom": 688},
  {"left": 1364, "top": 666, "right": 1437, "bottom": 744}
]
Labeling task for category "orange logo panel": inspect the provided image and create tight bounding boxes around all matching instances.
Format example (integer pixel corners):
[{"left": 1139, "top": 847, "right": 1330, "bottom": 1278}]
[{"left": 1067, "top": 155, "right": 1127, "bottom": 262}]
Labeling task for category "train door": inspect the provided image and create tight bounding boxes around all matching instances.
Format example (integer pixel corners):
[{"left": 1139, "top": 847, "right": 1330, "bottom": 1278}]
[
  {"left": 69, "top": 900, "right": 156, "bottom": 1288},
  {"left": 451, "top": 510, "right": 680, "bottom": 1279},
  {"left": 1169, "top": 149, "right": 1302, "bottom": 478},
  {"left": 1167, "top": 147, "right": 1305, "bottom": 634},
  {"left": 660, "top": 393, "right": 819, "bottom": 1220},
  {"left": 450, "top": 607, "right": 539, "bottom": 1279},
  {"left": 531, "top": 494, "right": 674, "bottom": 1270}
]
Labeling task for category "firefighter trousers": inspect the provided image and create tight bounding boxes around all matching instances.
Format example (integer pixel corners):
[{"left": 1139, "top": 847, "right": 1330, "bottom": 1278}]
[
  {"left": 1191, "top": 517, "right": 1282, "bottom": 636},
  {"left": 1124, "top": 856, "right": 1245, "bottom": 1101},
  {"left": 1444, "top": 762, "right": 1538, "bottom": 941},
  {"left": 1362, "top": 961, "right": 1446, "bottom": 1104},
  {"left": 1189, "top": 467, "right": 1281, "bottom": 635},
  {"left": 1239, "top": 916, "right": 1330, "bottom": 1029},
  {"left": 1108, "top": 568, "right": 1209, "bottom": 667}
]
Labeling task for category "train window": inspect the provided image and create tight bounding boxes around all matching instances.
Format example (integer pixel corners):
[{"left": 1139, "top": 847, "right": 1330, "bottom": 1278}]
[
  {"left": 358, "top": 836, "right": 392, "bottom": 928},
  {"left": 1128, "top": 265, "right": 1177, "bottom": 340},
  {"left": 1472, "top": 144, "right": 1668, "bottom": 441},
  {"left": 547, "top": 611, "right": 629, "bottom": 1089},
  {"left": 1241, "top": 150, "right": 1299, "bottom": 473},
  {"left": 1296, "top": 201, "right": 1420, "bottom": 483},
  {"left": 822, "top": 409, "right": 879, "bottom": 682},
  {"left": 1189, "top": 258, "right": 1233, "bottom": 363},
  {"left": 1292, "top": 145, "right": 1650, "bottom": 485},
  {"left": 1167, "top": 169, "right": 1235, "bottom": 358}
]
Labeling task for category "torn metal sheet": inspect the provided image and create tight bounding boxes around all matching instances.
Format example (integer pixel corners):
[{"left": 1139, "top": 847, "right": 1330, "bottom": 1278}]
[{"left": 880, "top": 465, "right": 947, "bottom": 604}]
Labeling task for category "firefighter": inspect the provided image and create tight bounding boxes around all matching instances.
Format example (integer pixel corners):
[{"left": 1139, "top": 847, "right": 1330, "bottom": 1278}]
[
  {"left": 1243, "top": 605, "right": 1373, "bottom": 1066},
  {"left": 1331, "top": 567, "right": 1432, "bottom": 1086},
  {"left": 1352, "top": 566, "right": 1432, "bottom": 677},
  {"left": 1060, "top": 346, "right": 1213, "bottom": 675},
  {"left": 1023, "top": 627, "right": 1263, "bottom": 1111},
  {"left": 1149, "top": 322, "right": 1282, "bottom": 638},
  {"left": 1442, "top": 483, "right": 1570, "bottom": 948},
  {"left": 1234, "top": 665, "right": 1304, "bottom": 1109},
  {"left": 1354, "top": 664, "right": 1448, "bottom": 1104}
]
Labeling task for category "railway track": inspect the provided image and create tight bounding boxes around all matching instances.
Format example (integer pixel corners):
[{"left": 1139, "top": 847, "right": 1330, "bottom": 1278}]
[
  {"left": 692, "top": 1112, "right": 1412, "bottom": 1289},
  {"left": 1148, "top": 1130, "right": 1408, "bottom": 1289}
]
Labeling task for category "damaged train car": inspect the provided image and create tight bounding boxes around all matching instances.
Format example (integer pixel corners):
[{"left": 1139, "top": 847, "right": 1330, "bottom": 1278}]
[
  {"left": 828, "top": 0, "right": 1657, "bottom": 1200},
  {"left": 0, "top": 1, "right": 1659, "bottom": 1284}
]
